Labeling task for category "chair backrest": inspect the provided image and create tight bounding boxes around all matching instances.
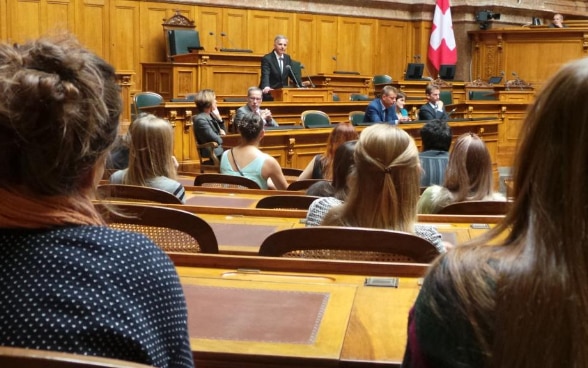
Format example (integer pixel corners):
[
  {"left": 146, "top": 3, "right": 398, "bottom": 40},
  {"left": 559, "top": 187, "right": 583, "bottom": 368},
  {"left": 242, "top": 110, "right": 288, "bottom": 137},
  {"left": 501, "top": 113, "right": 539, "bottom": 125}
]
[
  {"left": 301, "top": 110, "right": 331, "bottom": 128},
  {"left": 349, "top": 93, "right": 370, "bottom": 101},
  {"left": 439, "top": 90, "right": 453, "bottom": 105},
  {"left": 372, "top": 74, "right": 393, "bottom": 85},
  {"left": 332, "top": 93, "right": 341, "bottom": 102},
  {"left": 468, "top": 89, "right": 498, "bottom": 101},
  {"left": 349, "top": 110, "right": 365, "bottom": 126},
  {"left": 97, "top": 184, "right": 182, "bottom": 204},
  {"left": 255, "top": 195, "right": 320, "bottom": 210},
  {"left": 438, "top": 200, "right": 511, "bottom": 215},
  {"left": 282, "top": 167, "right": 303, "bottom": 181},
  {"left": 0, "top": 346, "right": 155, "bottom": 368},
  {"left": 133, "top": 92, "right": 163, "bottom": 117},
  {"left": 287, "top": 179, "right": 328, "bottom": 191},
  {"left": 167, "top": 29, "right": 201, "bottom": 57},
  {"left": 258, "top": 227, "right": 440, "bottom": 263},
  {"left": 97, "top": 203, "right": 219, "bottom": 254},
  {"left": 196, "top": 141, "right": 221, "bottom": 173},
  {"left": 193, "top": 173, "right": 261, "bottom": 189}
]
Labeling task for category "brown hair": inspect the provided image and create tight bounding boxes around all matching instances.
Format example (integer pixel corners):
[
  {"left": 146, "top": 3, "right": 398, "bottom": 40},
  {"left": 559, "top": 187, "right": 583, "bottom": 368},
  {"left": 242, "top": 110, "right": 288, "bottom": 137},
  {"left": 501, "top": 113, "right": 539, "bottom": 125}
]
[
  {"left": 237, "top": 112, "right": 264, "bottom": 142},
  {"left": 320, "top": 122, "right": 358, "bottom": 180},
  {"left": 195, "top": 89, "right": 215, "bottom": 112},
  {"left": 124, "top": 114, "right": 177, "bottom": 185},
  {"left": 443, "top": 132, "right": 494, "bottom": 201},
  {"left": 0, "top": 34, "right": 121, "bottom": 195},
  {"left": 427, "top": 57, "right": 588, "bottom": 367},
  {"left": 323, "top": 124, "right": 420, "bottom": 231}
]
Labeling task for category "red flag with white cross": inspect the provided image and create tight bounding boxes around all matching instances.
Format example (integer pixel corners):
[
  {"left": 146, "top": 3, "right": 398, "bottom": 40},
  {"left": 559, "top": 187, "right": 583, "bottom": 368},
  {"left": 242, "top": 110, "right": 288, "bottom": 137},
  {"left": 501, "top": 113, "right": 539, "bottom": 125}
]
[{"left": 428, "top": 0, "right": 457, "bottom": 73}]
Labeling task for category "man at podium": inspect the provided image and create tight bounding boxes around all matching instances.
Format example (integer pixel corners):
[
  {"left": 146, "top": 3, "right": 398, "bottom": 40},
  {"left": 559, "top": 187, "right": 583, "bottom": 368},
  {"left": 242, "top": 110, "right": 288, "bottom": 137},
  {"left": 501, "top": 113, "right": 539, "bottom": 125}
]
[{"left": 259, "top": 35, "right": 297, "bottom": 101}]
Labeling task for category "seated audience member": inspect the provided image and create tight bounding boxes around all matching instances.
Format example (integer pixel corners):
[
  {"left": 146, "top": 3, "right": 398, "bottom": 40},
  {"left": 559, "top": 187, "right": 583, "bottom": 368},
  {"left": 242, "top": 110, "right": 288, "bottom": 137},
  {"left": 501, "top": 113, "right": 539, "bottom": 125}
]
[
  {"left": 419, "top": 119, "right": 452, "bottom": 187},
  {"left": 220, "top": 112, "right": 288, "bottom": 190},
  {"left": 550, "top": 13, "right": 567, "bottom": 28},
  {"left": 110, "top": 114, "right": 186, "bottom": 203},
  {"left": 105, "top": 132, "right": 130, "bottom": 170},
  {"left": 418, "top": 132, "right": 504, "bottom": 214},
  {"left": 193, "top": 88, "right": 225, "bottom": 162},
  {"left": 298, "top": 122, "right": 358, "bottom": 180},
  {"left": 306, "top": 141, "right": 356, "bottom": 226},
  {"left": 0, "top": 35, "right": 193, "bottom": 367},
  {"left": 418, "top": 84, "right": 449, "bottom": 120},
  {"left": 321, "top": 124, "right": 447, "bottom": 253},
  {"left": 395, "top": 91, "right": 411, "bottom": 122},
  {"left": 402, "top": 56, "right": 588, "bottom": 368},
  {"left": 235, "top": 86, "right": 278, "bottom": 127},
  {"left": 363, "top": 86, "right": 399, "bottom": 124}
]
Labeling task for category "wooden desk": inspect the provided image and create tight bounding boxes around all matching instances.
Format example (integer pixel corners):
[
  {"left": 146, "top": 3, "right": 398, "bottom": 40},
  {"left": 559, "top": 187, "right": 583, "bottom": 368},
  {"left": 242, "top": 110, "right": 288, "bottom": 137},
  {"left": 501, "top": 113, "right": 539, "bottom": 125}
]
[
  {"left": 142, "top": 50, "right": 264, "bottom": 101},
  {"left": 270, "top": 87, "right": 334, "bottom": 102},
  {"left": 177, "top": 264, "right": 422, "bottom": 367},
  {"left": 308, "top": 74, "right": 372, "bottom": 101}
]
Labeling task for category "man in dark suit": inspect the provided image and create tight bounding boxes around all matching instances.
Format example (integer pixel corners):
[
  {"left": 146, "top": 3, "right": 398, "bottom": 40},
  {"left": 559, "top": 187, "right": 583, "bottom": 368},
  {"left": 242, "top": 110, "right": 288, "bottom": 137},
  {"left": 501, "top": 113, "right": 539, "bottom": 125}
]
[
  {"left": 363, "top": 85, "right": 399, "bottom": 124},
  {"left": 235, "top": 87, "right": 279, "bottom": 127},
  {"left": 418, "top": 84, "right": 449, "bottom": 120},
  {"left": 259, "top": 35, "right": 296, "bottom": 101}
]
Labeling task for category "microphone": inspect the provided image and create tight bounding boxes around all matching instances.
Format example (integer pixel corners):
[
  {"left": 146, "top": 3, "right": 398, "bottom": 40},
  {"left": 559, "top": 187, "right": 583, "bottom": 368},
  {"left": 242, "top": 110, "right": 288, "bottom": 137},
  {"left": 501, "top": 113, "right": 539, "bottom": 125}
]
[
  {"left": 285, "top": 65, "right": 302, "bottom": 88},
  {"left": 300, "top": 64, "right": 316, "bottom": 87},
  {"left": 332, "top": 55, "right": 338, "bottom": 73},
  {"left": 446, "top": 108, "right": 457, "bottom": 119},
  {"left": 512, "top": 71, "right": 519, "bottom": 78},
  {"left": 209, "top": 31, "right": 221, "bottom": 51}
]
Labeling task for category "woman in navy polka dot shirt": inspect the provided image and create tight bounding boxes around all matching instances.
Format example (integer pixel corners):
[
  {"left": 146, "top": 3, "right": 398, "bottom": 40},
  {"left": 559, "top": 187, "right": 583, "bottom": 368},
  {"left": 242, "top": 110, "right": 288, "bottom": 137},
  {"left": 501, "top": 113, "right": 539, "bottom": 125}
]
[{"left": 0, "top": 34, "right": 194, "bottom": 368}]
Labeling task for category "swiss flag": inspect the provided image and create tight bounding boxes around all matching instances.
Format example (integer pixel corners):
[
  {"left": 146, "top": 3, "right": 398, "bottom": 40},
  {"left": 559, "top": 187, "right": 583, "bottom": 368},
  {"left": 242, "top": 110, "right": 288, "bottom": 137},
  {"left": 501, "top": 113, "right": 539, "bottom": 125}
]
[{"left": 428, "top": 0, "right": 457, "bottom": 73}]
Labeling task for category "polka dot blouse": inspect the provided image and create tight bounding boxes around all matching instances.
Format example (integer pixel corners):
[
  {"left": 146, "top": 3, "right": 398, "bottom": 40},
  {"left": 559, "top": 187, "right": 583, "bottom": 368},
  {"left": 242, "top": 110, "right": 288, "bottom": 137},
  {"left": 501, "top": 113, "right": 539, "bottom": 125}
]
[{"left": 0, "top": 226, "right": 194, "bottom": 368}]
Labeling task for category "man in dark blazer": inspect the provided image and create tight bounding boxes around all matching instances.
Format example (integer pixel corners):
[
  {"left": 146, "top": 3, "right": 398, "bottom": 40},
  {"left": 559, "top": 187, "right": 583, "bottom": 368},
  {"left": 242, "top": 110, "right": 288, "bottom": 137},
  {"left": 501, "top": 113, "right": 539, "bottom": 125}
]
[
  {"left": 418, "top": 84, "right": 449, "bottom": 120},
  {"left": 259, "top": 35, "right": 296, "bottom": 101},
  {"left": 235, "top": 87, "right": 279, "bottom": 127},
  {"left": 363, "top": 85, "right": 399, "bottom": 124}
]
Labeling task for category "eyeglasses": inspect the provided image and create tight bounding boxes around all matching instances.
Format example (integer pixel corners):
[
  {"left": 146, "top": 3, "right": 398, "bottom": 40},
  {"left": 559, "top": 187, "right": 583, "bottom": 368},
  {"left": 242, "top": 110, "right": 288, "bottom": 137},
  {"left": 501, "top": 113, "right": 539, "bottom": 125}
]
[{"left": 248, "top": 97, "right": 262, "bottom": 101}]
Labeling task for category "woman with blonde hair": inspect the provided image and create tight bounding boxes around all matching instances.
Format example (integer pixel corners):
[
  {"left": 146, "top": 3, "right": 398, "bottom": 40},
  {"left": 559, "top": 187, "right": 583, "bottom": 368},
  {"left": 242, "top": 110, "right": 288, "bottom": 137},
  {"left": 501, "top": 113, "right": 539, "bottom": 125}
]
[
  {"left": 0, "top": 35, "right": 193, "bottom": 367},
  {"left": 402, "top": 55, "right": 588, "bottom": 368},
  {"left": 417, "top": 132, "right": 504, "bottom": 213},
  {"left": 298, "top": 122, "right": 358, "bottom": 180},
  {"left": 110, "top": 114, "right": 186, "bottom": 203},
  {"left": 321, "top": 124, "right": 446, "bottom": 253},
  {"left": 220, "top": 112, "right": 288, "bottom": 190}
]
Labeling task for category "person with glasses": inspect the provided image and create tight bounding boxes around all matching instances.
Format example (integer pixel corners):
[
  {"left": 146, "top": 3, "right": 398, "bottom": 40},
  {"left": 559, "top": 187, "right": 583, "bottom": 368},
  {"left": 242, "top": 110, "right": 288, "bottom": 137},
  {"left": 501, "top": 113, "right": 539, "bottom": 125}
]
[
  {"left": 363, "top": 85, "right": 399, "bottom": 124},
  {"left": 235, "top": 86, "right": 279, "bottom": 128}
]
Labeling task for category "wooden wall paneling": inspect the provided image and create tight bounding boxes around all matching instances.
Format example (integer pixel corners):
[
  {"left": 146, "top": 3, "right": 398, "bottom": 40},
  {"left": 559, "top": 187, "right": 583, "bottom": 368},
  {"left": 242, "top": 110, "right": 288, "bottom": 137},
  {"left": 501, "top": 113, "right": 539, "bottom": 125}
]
[
  {"left": 316, "top": 15, "right": 338, "bottom": 74},
  {"left": 76, "top": 0, "right": 108, "bottom": 59},
  {"left": 198, "top": 7, "right": 222, "bottom": 52},
  {"left": 9, "top": 0, "right": 43, "bottom": 42},
  {"left": 337, "top": 17, "right": 376, "bottom": 75},
  {"left": 294, "top": 14, "right": 316, "bottom": 75},
  {"left": 222, "top": 7, "right": 248, "bottom": 51},
  {"left": 0, "top": 0, "right": 6, "bottom": 40},
  {"left": 109, "top": 1, "right": 140, "bottom": 82},
  {"left": 408, "top": 21, "right": 434, "bottom": 79},
  {"left": 45, "top": 0, "right": 75, "bottom": 34},
  {"left": 248, "top": 9, "right": 293, "bottom": 56},
  {"left": 502, "top": 34, "right": 583, "bottom": 88},
  {"left": 375, "top": 20, "right": 411, "bottom": 80}
]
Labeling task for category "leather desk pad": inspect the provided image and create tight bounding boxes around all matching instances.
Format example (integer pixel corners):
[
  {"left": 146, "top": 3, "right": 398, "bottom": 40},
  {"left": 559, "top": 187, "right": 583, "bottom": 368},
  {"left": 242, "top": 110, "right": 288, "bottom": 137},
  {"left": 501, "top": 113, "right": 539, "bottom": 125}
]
[{"left": 183, "top": 284, "right": 329, "bottom": 344}]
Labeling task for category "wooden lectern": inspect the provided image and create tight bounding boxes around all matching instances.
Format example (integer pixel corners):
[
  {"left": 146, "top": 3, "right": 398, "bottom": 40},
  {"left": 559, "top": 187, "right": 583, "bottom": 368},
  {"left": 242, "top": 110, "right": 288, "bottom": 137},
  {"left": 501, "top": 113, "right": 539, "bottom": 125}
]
[{"left": 270, "top": 88, "right": 333, "bottom": 102}]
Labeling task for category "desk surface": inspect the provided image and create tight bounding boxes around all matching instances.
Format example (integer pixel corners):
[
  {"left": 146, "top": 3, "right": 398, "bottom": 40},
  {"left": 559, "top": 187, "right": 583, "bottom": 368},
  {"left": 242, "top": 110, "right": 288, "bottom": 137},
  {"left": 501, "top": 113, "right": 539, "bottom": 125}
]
[{"left": 177, "top": 266, "right": 420, "bottom": 367}]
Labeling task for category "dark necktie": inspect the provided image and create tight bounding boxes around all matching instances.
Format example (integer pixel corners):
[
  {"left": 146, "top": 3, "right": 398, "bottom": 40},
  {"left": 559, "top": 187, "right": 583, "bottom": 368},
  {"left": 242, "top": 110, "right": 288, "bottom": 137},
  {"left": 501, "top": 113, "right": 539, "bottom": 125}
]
[{"left": 384, "top": 109, "right": 388, "bottom": 121}]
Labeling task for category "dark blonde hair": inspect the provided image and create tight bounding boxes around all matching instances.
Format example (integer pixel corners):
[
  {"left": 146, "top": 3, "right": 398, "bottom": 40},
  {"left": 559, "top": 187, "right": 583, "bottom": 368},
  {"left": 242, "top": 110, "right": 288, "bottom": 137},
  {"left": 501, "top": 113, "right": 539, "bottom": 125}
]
[
  {"left": 0, "top": 34, "right": 121, "bottom": 195},
  {"left": 443, "top": 132, "right": 494, "bottom": 201},
  {"left": 195, "top": 89, "right": 215, "bottom": 112},
  {"left": 323, "top": 124, "right": 420, "bottom": 231},
  {"left": 320, "top": 123, "right": 358, "bottom": 180},
  {"left": 124, "top": 114, "right": 177, "bottom": 185},
  {"left": 427, "top": 57, "right": 588, "bottom": 367}
]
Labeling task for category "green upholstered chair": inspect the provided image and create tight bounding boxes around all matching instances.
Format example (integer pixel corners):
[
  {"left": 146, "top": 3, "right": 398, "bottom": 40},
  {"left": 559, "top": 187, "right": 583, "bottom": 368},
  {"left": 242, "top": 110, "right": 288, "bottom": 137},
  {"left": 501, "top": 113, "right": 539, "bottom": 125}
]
[
  {"left": 301, "top": 110, "right": 331, "bottom": 128},
  {"left": 372, "top": 74, "right": 393, "bottom": 85},
  {"left": 350, "top": 93, "right": 370, "bottom": 101},
  {"left": 439, "top": 90, "right": 453, "bottom": 105},
  {"left": 132, "top": 92, "right": 163, "bottom": 118},
  {"left": 468, "top": 90, "right": 498, "bottom": 100},
  {"left": 167, "top": 29, "right": 202, "bottom": 58},
  {"left": 332, "top": 93, "right": 341, "bottom": 101},
  {"left": 349, "top": 111, "right": 366, "bottom": 126}
]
